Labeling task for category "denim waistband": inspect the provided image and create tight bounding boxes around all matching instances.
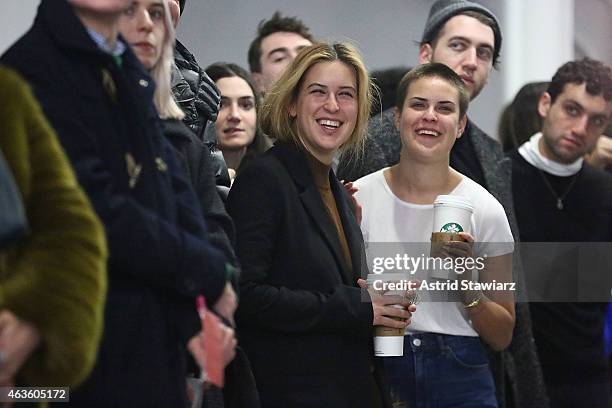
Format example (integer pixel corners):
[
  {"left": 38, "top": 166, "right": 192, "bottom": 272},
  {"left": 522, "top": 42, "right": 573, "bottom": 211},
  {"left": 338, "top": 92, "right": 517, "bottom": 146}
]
[{"left": 404, "top": 332, "right": 480, "bottom": 352}]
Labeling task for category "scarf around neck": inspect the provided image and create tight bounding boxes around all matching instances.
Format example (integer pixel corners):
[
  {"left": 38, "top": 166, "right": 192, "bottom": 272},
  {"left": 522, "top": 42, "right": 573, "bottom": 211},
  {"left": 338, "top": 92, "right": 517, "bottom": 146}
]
[{"left": 518, "top": 132, "right": 583, "bottom": 176}]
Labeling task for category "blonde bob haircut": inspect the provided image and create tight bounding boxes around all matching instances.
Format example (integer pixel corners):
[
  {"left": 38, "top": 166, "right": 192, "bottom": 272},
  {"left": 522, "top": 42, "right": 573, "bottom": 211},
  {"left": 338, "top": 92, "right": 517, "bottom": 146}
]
[{"left": 260, "top": 42, "right": 373, "bottom": 159}]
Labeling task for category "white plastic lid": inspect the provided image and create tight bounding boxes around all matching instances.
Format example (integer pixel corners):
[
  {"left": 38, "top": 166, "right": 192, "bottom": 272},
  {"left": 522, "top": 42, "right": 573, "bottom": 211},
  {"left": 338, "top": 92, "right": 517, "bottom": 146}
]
[{"left": 433, "top": 195, "right": 474, "bottom": 213}]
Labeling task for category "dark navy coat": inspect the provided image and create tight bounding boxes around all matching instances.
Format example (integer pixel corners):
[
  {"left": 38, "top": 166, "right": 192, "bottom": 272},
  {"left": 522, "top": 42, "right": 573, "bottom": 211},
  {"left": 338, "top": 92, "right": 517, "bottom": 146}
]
[{"left": 1, "top": 1, "right": 227, "bottom": 406}]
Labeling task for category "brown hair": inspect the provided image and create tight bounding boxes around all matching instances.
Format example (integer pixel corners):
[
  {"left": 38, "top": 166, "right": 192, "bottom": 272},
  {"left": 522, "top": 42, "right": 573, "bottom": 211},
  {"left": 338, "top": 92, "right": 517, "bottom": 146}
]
[
  {"left": 247, "top": 11, "right": 314, "bottom": 73},
  {"left": 547, "top": 58, "right": 612, "bottom": 104}
]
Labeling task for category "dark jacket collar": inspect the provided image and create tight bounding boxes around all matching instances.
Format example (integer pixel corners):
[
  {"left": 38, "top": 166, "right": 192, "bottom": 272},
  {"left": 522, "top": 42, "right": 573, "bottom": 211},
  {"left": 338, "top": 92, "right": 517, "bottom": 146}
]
[
  {"left": 40, "top": 0, "right": 145, "bottom": 72},
  {"left": 40, "top": 0, "right": 112, "bottom": 62},
  {"left": 468, "top": 119, "right": 509, "bottom": 186},
  {"left": 468, "top": 119, "right": 509, "bottom": 180},
  {"left": 271, "top": 142, "right": 315, "bottom": 190},
  {"left": 162, "top": 118, "right": 194, "bottom": 145},
  {"left": 39, "top": 1, "right": 155, "bottom": 106},
  {"left": 271, "top": 142, "right": 364, "bottom": 285},
  {"left": 468, "top": 118, "right": 520, "bottom": 240}
]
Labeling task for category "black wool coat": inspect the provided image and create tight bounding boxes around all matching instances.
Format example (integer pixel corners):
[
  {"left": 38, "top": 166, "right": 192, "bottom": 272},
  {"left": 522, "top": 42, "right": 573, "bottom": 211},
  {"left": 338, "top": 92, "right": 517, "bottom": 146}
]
[
  {"left": 227, "top": 142, "right": 386, "bottom": 408},
  {"left": 1, "top": 1, "right": 227, "bottom": 406},
  {"left": 162, "top": 118, "right": 237, "bottom": 267}
]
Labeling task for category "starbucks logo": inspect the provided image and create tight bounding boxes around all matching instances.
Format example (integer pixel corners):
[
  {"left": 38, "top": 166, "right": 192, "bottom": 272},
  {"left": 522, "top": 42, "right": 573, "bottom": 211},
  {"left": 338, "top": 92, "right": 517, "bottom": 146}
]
[{"left": 440, "top": 223, "right": 463, "bottom": 233}]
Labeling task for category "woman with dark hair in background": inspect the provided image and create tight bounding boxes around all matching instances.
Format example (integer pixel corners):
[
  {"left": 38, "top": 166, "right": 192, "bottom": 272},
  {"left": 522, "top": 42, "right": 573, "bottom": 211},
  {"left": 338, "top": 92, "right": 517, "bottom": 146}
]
[
  {"left": 206, "top": 62, "right": 272, "bottom": 183},
  {"left": 498, "top": 81, "right": 549, "bottom": 152}
]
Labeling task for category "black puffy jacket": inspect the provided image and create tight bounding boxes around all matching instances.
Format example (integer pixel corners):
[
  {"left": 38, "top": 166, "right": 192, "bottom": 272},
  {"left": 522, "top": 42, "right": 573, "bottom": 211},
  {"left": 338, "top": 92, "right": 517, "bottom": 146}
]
[{"left": 172, "top": 40, "right": 230, "bottom": 187}]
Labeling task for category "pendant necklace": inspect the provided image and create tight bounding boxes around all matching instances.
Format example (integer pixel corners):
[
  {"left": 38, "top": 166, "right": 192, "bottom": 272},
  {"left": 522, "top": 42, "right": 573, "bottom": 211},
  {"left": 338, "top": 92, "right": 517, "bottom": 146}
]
[{"left": 536, "top": 169, "right": 580, "bottom": 210}]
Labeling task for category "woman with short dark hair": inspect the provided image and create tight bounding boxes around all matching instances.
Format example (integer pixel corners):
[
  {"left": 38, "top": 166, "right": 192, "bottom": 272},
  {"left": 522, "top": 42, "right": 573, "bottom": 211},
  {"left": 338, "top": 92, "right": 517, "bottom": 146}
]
[{"left": 355, "top": 63, "right": 515, "bottom": 407}]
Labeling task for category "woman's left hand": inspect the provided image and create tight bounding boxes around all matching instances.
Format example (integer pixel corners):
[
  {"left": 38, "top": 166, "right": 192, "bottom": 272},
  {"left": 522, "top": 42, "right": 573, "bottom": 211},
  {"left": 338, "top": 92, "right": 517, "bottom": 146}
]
[
  {"left": 442, "top": 232, "right": 474, "bottom": 258},
  {"left": 442, "top": 232, "right": 475, "bottom": 283}
]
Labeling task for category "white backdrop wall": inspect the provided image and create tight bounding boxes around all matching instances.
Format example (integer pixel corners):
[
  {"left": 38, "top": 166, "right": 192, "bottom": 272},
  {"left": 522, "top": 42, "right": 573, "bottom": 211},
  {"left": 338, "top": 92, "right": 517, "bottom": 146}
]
[{"left": 1, "top": 0, "right": 611, "bottom": 139}]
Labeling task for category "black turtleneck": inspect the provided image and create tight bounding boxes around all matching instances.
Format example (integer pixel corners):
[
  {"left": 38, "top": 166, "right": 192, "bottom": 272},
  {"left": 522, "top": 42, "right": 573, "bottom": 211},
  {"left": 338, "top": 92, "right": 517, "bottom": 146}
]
[{"left": 510, "top": 149, "right": 612, "bottom": 385}]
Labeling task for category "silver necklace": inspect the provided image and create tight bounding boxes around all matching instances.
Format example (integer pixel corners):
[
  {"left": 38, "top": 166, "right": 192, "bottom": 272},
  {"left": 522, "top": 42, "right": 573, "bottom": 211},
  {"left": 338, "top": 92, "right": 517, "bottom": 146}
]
[{"left": 536, "top": 168, "right": 580, "bottom": 210}]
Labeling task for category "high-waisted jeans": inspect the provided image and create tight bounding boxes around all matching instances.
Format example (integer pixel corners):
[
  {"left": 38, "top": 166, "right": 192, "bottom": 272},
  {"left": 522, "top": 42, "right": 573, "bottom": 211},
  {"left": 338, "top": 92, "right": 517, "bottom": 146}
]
[{"left": 381, "top": 333, "right": 498, "bottom": 408}]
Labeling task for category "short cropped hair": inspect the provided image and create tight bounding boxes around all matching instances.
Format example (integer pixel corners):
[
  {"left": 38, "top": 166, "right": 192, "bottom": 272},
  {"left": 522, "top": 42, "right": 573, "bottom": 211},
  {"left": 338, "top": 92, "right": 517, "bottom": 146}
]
[
  {"left": 547, "top": 58, "right": 612, "bottom": 104},
  {"left": 260, "top": 42, "right": 373, "bottom": 159},
  {"left": 395, "top": 63, "right": 470, "bottom": 119},
  {"left": 498, "top": 81, "right": 549, "bottom": 152},
  {"left": 248, "top": 11, "right": 314, "bottom": 73}
]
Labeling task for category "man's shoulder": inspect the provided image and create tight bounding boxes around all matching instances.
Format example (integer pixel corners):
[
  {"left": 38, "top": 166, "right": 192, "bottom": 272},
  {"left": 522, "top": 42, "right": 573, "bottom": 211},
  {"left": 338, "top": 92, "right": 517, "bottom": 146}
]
[
  {"left": 466, "top": 120, "right": 510, "bottom": 182},
  {"left": 2, "top": 19, "right": 52, "bottom": 70},
  {"left": 368, "top": 108, "right": 397, "bottom": 139},
  {"left": 229, "top": 146, "right": 292, "bottom": 202},
  {"left": 241, "top": 144, "right": 287, "bottom": 177},
  {"left": 365, "top": 108, "right": 400, "bottom": 163},
  {"left": 575, "top": 165, "right": 612, "bottom": 216},
  {"left": 460, "top": 175, "right": 503, "bottom": 208},
  {"left": 507, "top": 148, "right": 528, "bottom": 167},
  {"left": 336, "top": 109, "right": 398, "bottom": 182},
  {"left": 467, "top": 120, "right": 503, "bottom": 154},
  {"left": 582, "top": 163, "right": 612, "bottom": 187},
  {"left": 174, "top": 40, "right": 200, "bottom": 72}
]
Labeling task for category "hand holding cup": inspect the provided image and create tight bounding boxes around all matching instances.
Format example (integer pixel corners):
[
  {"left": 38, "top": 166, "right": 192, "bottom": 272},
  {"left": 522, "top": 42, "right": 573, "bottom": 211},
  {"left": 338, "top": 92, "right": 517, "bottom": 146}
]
[{"left": 357, "top": 278, "right": 415, "bottom": 328}]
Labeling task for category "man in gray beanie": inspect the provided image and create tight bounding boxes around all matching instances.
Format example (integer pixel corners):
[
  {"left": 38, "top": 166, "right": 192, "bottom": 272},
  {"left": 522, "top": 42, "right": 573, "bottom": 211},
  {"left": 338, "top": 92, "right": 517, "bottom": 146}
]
[
  {"left": 338, "top": 0, "right": 505, "bottom": 182},
  {"left": 421, "top": 0, "right": 502, "bottom": 71},
  {"left": 338, "top": 0, "right": 549, "bottom": 407}
]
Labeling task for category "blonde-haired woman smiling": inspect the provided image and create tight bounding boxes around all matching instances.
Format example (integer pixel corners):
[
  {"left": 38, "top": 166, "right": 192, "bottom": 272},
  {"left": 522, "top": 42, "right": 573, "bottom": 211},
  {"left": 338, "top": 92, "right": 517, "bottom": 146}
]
[{"left": 227, "top": 42, "right": 415, "bottom": 407}]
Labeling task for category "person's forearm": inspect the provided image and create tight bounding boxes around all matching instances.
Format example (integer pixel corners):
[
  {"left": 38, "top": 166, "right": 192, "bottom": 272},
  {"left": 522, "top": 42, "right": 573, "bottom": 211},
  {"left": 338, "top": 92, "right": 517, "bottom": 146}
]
[{"left": 468, "top": 298, "right": 515, "bottom": 351}]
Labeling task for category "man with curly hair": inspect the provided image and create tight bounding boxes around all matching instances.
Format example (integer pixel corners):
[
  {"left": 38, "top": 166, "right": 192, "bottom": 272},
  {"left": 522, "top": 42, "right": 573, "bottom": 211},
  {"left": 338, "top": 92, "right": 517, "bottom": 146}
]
[{"left": 510, "top": 57, "right": 612, "bottom": 407}]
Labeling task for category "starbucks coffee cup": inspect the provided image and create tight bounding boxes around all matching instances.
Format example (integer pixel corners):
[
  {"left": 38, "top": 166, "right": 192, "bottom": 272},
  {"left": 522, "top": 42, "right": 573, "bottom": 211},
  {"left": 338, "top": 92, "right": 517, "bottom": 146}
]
[
  {"left": 366, "top": 273, "right": 407, "bottom": 357},
  {"left": 430, "top": 196, "right": 474, "bottom": 280},
  {"left": 432, "top": 195, "right": 474, "bottom": 235}
]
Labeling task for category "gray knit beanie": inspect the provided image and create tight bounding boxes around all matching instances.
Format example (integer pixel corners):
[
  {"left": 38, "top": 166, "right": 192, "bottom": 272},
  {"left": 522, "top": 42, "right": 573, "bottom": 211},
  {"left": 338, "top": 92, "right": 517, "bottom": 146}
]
[{"left": 421, "top": 0, "right": 502, "bottom": 65}]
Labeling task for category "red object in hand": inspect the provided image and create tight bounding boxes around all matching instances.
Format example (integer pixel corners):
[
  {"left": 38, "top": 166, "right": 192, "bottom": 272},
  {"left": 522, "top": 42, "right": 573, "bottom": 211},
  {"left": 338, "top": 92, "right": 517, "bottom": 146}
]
[{"left": 196, "top": 296, "right": 225, "bottom": 388}]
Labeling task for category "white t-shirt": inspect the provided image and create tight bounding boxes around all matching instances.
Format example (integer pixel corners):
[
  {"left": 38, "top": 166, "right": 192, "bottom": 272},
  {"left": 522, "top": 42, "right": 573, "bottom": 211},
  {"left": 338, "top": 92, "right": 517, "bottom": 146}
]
[{"left": 355, "top": 168, "right": 514, "bottom": 337}]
